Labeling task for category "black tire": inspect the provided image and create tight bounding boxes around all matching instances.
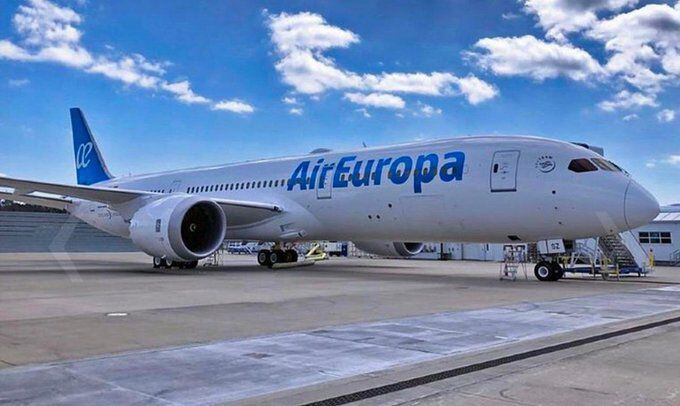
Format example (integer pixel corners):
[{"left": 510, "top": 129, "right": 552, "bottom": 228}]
[
  {"left": 551, "top": 263, "right": 564, "bottom": 281},
  {"left": 269, "top": 250, "right": 282, "bottom": 267},
  {"left": 153, "top": 257, "right": 163, "bottom": 268},
  {"left": 165, "top": 260, "right": 174, "bottom": 269},
  {"left": 258, "top": 250, "right": 271, "bottom": 266},
  {"left": 534, "top": 261, "right": 555, "bottom": 282},
  {"left": 186, "top": 260, "right": 198, "bottom": 269}
]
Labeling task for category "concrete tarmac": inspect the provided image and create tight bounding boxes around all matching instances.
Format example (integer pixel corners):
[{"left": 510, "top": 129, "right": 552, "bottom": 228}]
[{"left": 0, "top": 253, "right": 678, "bottom": 404}]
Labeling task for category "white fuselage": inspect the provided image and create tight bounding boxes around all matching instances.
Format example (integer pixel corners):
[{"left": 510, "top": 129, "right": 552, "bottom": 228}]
[{"left": 67, "top": 136, "right": 659, "bottom": 244}]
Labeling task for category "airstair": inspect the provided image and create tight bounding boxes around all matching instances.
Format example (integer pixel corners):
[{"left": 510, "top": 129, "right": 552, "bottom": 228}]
[
  {"left": 597, "top": 234, "right": 639, "bottom": 271},
  {"left": 560, "top": 233, "right": 651, "bottom": 280}
]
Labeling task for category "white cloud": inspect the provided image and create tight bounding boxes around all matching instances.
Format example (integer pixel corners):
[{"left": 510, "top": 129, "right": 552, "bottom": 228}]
[
  {"left": 355, "top": 108, "right": 371, "bottom": 118},
  {"left": 344, "top": 92, "right": 405, "bottom": 109},
  {"left": 645, "top": 160, "right": 656, "bottom": 168},
  {"left": 522, "top": 0, "right": 639, "bottom": 42},
  {"left": 289, "top": 107, "right": 303, "bottom": 115},
  {"left": 268, "top": 11, "right": 359, "bottom": 54},
  {"left": 0, "top": 0, "right": 252, "bottom": 114},
  {"left": 363, "top": 72, "right": 458, "bottom": 96},
  {"left": 267, "top": 11, "right": 498, "bottom": 107},
  {"left": 282, "top": 96, "right": 299, "bottom": 105},
  {"left": 598, "top": 90, "right": 657, "bottom": 111},
  {"left": 8, "top": 78, "right": 30, "bottom": 87},
  {"left": 162, "top": 81, "right": 210, "bottom": 104},
  {"left": 470, "top": 35, "right": 605, "bottom": 81},
  {"left": 587, "top": 3, "right": 680, "bottom": 94},
  {"left": 502, "top": 12, "right": 521, "bottom": 20},
  {"left": 211, "top": 99, "right": 255, "bottom": 114},
  {"left": 415, "top": 102, "right": 442, "bottom": 117},
  {"left": 667, "top": 155, "right": 680, "bottom": 165},
  {"left": 475, "top": 2, "right": 680, "bottom": 112},
  {"left": 657, "top": 109, "right": 676, "bottom": 123},
  {"left": 454, "top": 75, "right": 499, "bottom": 104},
  {"left": 622, "top": 113, "right": 638, "bottom": 121}
]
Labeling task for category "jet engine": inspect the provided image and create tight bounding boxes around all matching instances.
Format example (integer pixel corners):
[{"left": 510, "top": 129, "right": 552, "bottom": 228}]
[
  {"left": 353, "top": 241, "right": 424, "bottom": 258},
  {"left": 129, "top": 195, "right": 226, "bottom": 261}
]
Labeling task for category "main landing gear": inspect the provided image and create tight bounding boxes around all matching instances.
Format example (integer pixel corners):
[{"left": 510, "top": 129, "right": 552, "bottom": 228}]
[
  {"left": 257, "top": 244, "right": 299, "bottom": 268},
  {"left": 534, "top": 260, "right": 564, "bottom": 282},
  {"left": 152, "top": 257, "right": 198, "bottom": 269}
]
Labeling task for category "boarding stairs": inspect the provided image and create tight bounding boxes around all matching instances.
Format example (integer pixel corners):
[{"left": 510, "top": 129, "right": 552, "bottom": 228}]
[
  {"left": 597, "top": 234, "right": 639, "bottom": 271},
  {"left": 561, "top": 234, "right": 649, "bottom": 279}
]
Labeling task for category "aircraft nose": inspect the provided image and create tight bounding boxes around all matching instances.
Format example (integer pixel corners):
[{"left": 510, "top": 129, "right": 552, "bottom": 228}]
[{"left": 624, "top": 180, "right": 659, "bottom": 230}]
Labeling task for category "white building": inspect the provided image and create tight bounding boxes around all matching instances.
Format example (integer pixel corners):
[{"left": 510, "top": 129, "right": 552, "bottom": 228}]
[{"left": 631, "top": 212, "right": 680, "bottom": 266}]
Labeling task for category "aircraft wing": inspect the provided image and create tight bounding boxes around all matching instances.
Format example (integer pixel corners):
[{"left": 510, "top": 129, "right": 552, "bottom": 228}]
[{"left": 0, "top": 176, "right": 283, "bottom": 221}]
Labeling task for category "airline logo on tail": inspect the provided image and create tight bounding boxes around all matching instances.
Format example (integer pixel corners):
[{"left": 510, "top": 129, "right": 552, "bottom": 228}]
[
  {"left": 76, "top": 142, "right": 93, "bottom": 169},
  {"left": 70, "top": 108, "right": 112, "bottom": 185}
]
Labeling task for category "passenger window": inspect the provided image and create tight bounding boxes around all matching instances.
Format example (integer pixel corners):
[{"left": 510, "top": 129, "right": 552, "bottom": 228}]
[{"left": 568, "top": 159, "right": 598, "bottom": 173}]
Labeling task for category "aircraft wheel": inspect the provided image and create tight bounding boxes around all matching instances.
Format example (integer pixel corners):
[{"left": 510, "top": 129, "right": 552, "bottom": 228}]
[
  {"left": 153, "top": 257, "right": 163, "bottom": 268},
  {"left": 185, "top": 260, "right": 198, "bottom": 269},
  {"left": 551, "top": 263, "right": 564, "bottom": 281},
  {"left": 165, "top": 260, "right": 175, "bottom": 269},
  {"left": 258, "top": 250, "right": 271, "bottom": 266},
  {"left": 153, "top": 257, "right": 169, "bottom": 268},
  {"left": 534, "top": 261, "right": 555, "bottom": 282},
  {"left": 269, "top": 250, "right": 284, "bottom": 267}
]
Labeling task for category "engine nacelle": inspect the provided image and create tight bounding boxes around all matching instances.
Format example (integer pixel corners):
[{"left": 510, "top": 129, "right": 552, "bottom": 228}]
[
  {"left": 129, "top": 195, "right": 226, "bottom": 261},
  {"left": 353, "top": 241, "right": 424, "bottom": 258}
]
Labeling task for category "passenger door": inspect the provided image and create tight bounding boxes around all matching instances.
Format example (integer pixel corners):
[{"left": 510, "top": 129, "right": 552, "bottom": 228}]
[
  {"left": 317, "top": 169, "right": 333, "bottom": 199},
  {"left": 490, "top": 150, "right": 520, "bottom": 192}
]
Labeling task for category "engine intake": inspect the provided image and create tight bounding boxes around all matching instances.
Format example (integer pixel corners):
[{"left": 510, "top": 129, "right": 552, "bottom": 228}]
[
  {"left": 353, "top": 241, "right": 424, "bottom": 258},
  {"left": 130, "top": 195, "right": 226, "bottom": 261}
]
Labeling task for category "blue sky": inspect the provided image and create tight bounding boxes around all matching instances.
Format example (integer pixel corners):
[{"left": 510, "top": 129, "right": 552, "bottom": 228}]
[{"left": 0, "top": 0, "right": 678, "bottom": 203}]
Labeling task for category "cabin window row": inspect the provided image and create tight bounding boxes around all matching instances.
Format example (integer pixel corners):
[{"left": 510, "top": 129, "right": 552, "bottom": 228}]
[{"left": 186, "top": 179, "right": 288, "bottom": 194}]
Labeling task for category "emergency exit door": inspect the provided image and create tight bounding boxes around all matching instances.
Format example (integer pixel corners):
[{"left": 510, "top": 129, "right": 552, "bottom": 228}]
[
  {"left": 317, "top": 170, "right": 333, "bottom": 199},
  {"left": 490, "top": 150, "right": 520, "bottom": 192}
]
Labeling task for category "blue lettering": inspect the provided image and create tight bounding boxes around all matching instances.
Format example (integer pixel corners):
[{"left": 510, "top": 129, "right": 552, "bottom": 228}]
[
  {"left": 390, "top": 156, "right": 412, "bottom": 185},
  {"left": 288, "top": 160, "right": 310, "bottom": 191},
  {"left": 333, "top": 156, "right": 356, "bottom": 188},
  {"left": 318, "top": 163, "right": 335, "bottom": 189},
  {"left": 440, "top": 151, "right": 465, "bottom": 182},
  {"left": 352, "top": 159, "right": 375, "bottom": 187},
  {"left": 413, "top": 153, "right": 438, "bottom": 193},
  {"left": 309, "top": 159, "right": 323, "bottom": 190},
  {"left": 372, "top": 157, "right": 392, "bottom": 185}
]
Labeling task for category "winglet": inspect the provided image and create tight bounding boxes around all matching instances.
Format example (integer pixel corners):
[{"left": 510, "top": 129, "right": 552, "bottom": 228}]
[{"left": 70, "top": 108, "right": 113, "bottom": 185}]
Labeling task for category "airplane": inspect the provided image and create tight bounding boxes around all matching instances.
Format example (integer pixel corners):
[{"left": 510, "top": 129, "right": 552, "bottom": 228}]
[{"left": 0, "top": 108, "right": 660, "bottom": 281}]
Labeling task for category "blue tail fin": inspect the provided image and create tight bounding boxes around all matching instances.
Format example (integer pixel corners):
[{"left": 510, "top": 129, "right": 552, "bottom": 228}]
[{"left": 70, "top": 108, "right": 113, "bottom": 185}]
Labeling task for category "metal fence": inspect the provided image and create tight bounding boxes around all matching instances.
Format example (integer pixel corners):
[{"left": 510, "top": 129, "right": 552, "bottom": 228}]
[{"left": 0, "top": 212, "right": 137, "bottom": 253}]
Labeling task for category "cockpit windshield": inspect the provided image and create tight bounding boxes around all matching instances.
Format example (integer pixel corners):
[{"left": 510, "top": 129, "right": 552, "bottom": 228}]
[
  {"left": 568, "top": 157, "right": 625, "bottom": 174},
  {"left": 568, "top": 158, "right": 598, "bottom": 173}
]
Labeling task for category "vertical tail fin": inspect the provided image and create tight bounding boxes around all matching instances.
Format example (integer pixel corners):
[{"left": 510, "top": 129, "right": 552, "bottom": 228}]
[{"left": 70, "top": 108, "right": 113, "bottom": 185}]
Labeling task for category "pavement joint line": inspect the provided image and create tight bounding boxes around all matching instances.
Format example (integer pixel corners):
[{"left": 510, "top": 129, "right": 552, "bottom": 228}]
[{"left": 302, "top": 313, "right": 680, "bottom": 406}]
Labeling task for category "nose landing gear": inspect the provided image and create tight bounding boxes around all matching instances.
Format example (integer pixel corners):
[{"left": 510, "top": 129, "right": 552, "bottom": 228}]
[{"left": 534, "top": 260, "right": 564, "bottom": 282}]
